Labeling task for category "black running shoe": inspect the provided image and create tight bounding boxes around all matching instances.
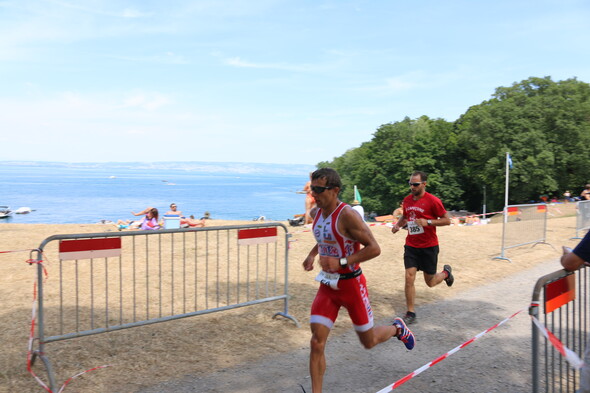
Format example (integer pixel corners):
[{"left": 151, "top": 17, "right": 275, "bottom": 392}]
[
  {"left": 444, "top": 264, "right": 454, "bottom": 287},
  {"left": 402, "top": 311, "right": 416, "bottom": 325}
]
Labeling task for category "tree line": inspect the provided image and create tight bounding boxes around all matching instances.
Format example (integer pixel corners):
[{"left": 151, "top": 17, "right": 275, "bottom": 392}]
[{"left": 318, "top": 76, "right": 590, "bottom": 215}]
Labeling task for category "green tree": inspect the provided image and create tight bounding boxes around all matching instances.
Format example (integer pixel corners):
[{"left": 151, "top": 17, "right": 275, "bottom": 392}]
[
  {"left": 318, "top": 76, "right": 590, "bottom": 216},
  {"left": 456, "top": 76, "right": 590, "bottom": 212},
  {"left": 322, "top": 116, "right": 462, "bottom": 214}
]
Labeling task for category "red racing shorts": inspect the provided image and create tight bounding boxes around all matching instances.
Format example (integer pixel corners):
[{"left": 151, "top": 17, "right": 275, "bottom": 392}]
[{"left": 310, "top": 273, "right": 374, "bottom": 332}]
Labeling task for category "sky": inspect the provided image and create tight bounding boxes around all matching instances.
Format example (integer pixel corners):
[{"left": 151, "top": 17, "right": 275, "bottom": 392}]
[{"left": 1, "top": 0, "right": 589, "bottom": 166}]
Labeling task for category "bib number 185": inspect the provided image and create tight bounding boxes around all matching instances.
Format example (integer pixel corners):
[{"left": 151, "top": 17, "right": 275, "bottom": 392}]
[{"left": 407, "top": 221, "right": 424, "bottom": 235}]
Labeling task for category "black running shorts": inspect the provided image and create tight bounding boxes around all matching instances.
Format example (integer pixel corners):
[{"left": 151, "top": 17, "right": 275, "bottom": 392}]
[{"left": 403, "top": 245, "right": 439, "bottom": 275}]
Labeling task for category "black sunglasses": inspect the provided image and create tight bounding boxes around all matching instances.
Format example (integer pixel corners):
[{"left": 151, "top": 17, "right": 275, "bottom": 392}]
[
  {"left": 311, "top": 185, "right": 333, "bottom": 194},
  {"left": 409, "top": 182, "right": 424, "bottom": 187}
]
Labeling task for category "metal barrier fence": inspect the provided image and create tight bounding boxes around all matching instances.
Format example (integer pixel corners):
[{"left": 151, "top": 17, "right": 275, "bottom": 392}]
[
  {"left": 573, "top": 200, "right": 590, "bottom": 239},
  {"left": 530, "top": 267, "right": 590, "bottom": 392},
  {"left": 29, "top": 223, "right": 298, "bottom": 391},
  {"left": 494, "top": 203, "right": 551, "bottom": 262}
]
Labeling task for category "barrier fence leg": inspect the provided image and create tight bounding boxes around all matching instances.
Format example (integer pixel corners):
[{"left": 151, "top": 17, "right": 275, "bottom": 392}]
[
  {"left": 37, "top": 255, "right": 57, "bottom": 392},
  {"left": 272, "top": 232, "right": 300, "bottom": 327},
  {"left": 272, "top": 309, "right": 300, "bottom": 327},
  {"left": 40, "top": 351, "right": 57, "bottom": 392},
  {"left": 531, "top": 305, "right": 540, "bottom": 393},
  {"left": 493, "top": 212, "right": 512, "bottom": 262}
]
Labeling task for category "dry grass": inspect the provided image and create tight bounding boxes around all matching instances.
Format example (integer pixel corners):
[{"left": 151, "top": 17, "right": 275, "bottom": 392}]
[{"left": 0, "top": 204, "right": 580, "bottom": 393}]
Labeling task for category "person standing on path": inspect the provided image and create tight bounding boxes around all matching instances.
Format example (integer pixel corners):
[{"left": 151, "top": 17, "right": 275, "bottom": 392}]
[
  {"left": 560, "top": 231, "right": 590, "bottom": 392},
  {"left": 303, "top": 173, "right": 317, "bottom": 224},
  {"left": 302, "top": 168, "right": 415, "bottom": 393},
  {"left": 391, "top": 171, "right": 454, "bottom": 325}
]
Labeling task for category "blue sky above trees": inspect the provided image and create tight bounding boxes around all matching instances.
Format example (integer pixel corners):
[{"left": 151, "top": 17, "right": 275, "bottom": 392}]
[{"left": 1, "top": 0, "right": 589, "bottom": 164}]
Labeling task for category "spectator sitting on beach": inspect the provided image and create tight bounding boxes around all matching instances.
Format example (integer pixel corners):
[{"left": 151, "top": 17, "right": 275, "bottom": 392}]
[
  {"left": 181, "top": 215, "right": 205, "bottom": 228},
  {"left": 140, "top": 208, "right": 160, "bottom": 230},
  {"left": 581, "top": 184, "right": 590, "bottom": 200},
  {"left": 165, "top": 203, "right": 185, "bottom": 218},
  {"left": 201, "top": 211, "right": 211, "bottom": 220},
  {"left": 116, "top": 208, "right": 160, "bottom": 230}
]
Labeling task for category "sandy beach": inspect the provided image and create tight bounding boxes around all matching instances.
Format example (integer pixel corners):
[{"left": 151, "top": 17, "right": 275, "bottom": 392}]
[{"left": 0, "top": 204, "right": 582, "bottom": 393}]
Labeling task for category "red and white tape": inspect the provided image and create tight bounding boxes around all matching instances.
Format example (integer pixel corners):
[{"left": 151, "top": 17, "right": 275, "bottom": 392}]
[
  {"left": 368, "top": 222, "right": 394, "bottom": 227},
  {"left": 375, "top": 309, "right": 524, "bottom": 392},
  {"left": 25, "top": 257, "right": 110, "bottom": 392},
  {"left": 0, "top": 248, "right": 38, "bottom": 254},
  {"left": 459, "top": 210, "right": 504, "bottom": 218},
  {"left": 530, "top": 315, "right": 584, "bottom": 370},
  {"left": 290, "top": 211, "right": 507, "bottom": 235}
]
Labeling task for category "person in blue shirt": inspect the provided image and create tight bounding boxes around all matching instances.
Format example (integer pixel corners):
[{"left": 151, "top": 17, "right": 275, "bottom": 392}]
[
  {"left": 561, "top": 232, "right": 590, "bottom": 270},
  {"left": 561, "top": 231, "right": 590, "bottom": 393}
]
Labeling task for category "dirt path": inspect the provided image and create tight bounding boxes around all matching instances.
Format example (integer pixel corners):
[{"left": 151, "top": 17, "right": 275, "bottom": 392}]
[{"left": 136, "top": 258, "right": 559, "bottom": 393}]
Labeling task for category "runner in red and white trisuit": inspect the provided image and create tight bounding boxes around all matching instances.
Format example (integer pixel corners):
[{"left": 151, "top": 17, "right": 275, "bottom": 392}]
[
  {"left": 302, "top": 168, "right": 415, "bottom": 393},
  {"left": 310, "top": 201, "right": 371, "bottom": 330}
]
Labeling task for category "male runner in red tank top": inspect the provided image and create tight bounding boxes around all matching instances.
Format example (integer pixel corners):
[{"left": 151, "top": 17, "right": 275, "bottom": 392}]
[
  {"left": 302, "top": 168, "right": 415, "bottom": 393},
  {"left": 391, "top": 171, "right": 454, "bottom": 325}
]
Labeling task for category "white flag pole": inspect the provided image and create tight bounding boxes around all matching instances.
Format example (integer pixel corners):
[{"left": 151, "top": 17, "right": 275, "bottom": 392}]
[
  {"left": 495, "top": 152, "right": 511, "bottom": 261},
  {"left": 504, "top": 152, "right": 510, "bottom": 211}
]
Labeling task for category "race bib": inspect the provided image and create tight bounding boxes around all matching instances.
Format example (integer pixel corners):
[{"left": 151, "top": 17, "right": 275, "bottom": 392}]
[
  {"left": 407, "top": 221, "right": 424, "bottom": 235},
  {"left": 315, "top": 270, "right": 340, "bottom": 290}
]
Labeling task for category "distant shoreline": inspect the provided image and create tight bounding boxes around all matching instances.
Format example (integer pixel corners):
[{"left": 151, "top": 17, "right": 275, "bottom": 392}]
[{"left": 0, "top": 160, "right": 316, "bottom": 176}]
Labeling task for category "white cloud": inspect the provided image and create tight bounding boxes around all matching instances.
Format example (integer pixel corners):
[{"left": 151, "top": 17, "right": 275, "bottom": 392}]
[
  {"left": 45, "top": 0, "right": 153, "bottom": 18},
  {"left": 120, "top": 7, "right": 152, "bottom": 18},
  {"left": 104, "top": 52, "right": 189, "bottom": 65},
  {"left": 0, "top": 89, "right": 353, "bottom": 164},
  {"left": 120, "top": 92, "right": 171, "bottom": 110},
  {"left": 224, "top": 56, "right": 321, "bottom": 73},
  {"left": 383, "top": 77, "right": 417, "bottom": 91}
]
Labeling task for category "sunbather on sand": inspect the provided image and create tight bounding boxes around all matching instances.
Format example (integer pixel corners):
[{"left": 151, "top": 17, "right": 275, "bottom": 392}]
[
  {"left": 181, "top": 215, "right": 205, "bottom": 228},
  {"left": 118, "top": 208, "right": 161, "bottom": 230}
]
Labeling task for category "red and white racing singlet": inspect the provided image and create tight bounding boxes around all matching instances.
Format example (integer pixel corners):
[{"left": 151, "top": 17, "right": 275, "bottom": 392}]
[
  {"left": 312, "top": 202, "right": 361, "bottom": 274},
  {"left": 310, "top": 203, "right": 373, "bottom": 332}
]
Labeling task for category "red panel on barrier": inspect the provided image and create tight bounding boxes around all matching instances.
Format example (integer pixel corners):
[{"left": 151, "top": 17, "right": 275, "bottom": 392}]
[
  {"left": 59, "top": 238, "right": 121, "bottom": 252},
  {"left": 545, "top": 274, "right": 575, "bottom": 313},
  {"left": 537, "top": 205, "right": 547, "bottom": 213},
  {"left": 238, "top": 227, "right": 278, "bottom": 245},
  {"left": 59, "top": 238, "right": 122, "bottom": 260},
  {"left": 238, "top": 227, "right": 277, "bottom": 239},
  {"left": 508, "top": 207, "right": 519, "bottom": 216}
]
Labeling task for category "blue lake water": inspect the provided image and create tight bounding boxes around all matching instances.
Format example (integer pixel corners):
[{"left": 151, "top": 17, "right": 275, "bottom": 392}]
[{"left": 0, "top": 162, "right": 315, "bottom": 224}]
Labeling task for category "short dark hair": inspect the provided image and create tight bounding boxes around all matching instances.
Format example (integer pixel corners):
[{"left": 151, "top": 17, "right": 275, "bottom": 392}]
[
  {"left": 411, "top": 171, "right": 428, "bottom": 182},
  {"left": 312, "top": 168, "right": 342, "bottom": 189}
]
